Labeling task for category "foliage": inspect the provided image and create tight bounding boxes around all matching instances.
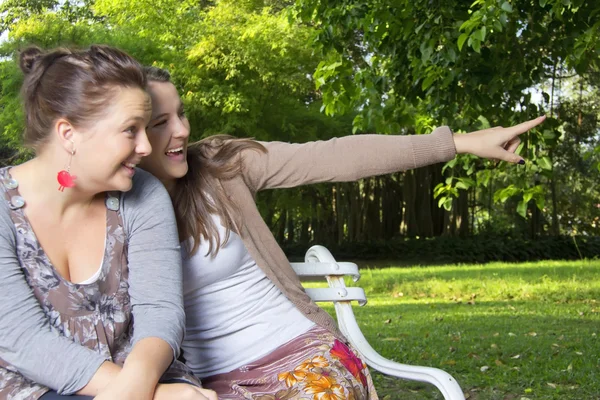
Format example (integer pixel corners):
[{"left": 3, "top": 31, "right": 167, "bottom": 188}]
[
  {"left": 0, "top": 0, "right": 598, "bottom": 240},
  {"left": 285, "top": 235, "right": 600, "bottom": 264}
]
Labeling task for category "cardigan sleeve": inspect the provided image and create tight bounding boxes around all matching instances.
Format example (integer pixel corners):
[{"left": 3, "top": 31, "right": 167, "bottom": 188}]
[{"left": 240, "top": 127, "right": 456, "bottom": 192}]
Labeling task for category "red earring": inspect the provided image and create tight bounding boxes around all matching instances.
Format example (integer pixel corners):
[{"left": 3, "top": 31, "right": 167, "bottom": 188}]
[{"left": 57, "top": 145, "right": 77, "bottom": 192}]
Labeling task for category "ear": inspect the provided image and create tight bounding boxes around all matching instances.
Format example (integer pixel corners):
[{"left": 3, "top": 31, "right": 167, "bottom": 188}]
[{"left": 54, "top": 118, "right": 77, "bottom": 154}]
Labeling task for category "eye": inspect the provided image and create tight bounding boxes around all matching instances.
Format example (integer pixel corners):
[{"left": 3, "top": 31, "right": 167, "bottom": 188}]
[
  {"left": 124, "top": 126, "right": 136, "bottom": 135},
  {"left": 152, "top": 119, "right": 168, "bottom": 128}
]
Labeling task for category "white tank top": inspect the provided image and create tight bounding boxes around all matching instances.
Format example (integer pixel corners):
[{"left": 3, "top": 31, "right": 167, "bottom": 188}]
[{"left": 180, "top": 214, "right": 314, "bottom": 378}]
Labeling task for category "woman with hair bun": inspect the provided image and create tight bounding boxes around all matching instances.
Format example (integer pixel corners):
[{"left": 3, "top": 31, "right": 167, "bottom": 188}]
[{"left": 0, "top": 46, "right": 216, "bottom": 400}]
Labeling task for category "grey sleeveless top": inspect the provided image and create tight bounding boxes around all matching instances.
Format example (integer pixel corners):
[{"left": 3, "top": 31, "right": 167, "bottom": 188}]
[{"left": 0, "top": 167, "right": 198, "bottom": 400}]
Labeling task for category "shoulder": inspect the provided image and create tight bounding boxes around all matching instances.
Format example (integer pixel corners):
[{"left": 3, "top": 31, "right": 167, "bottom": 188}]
[
  {"left": 121, "top": 169, "right": 169, "bottom": 205},
  {"left": 0, "top": 189, "right": 16, "bottom": 245},
  {"left": 120, "top": 169, "right": 172, "bottom": 221}
]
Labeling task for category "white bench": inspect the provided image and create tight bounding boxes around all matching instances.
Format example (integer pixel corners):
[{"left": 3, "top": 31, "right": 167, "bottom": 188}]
[{"left": 290, "top": 245, "right": 465, "bottom": 400}]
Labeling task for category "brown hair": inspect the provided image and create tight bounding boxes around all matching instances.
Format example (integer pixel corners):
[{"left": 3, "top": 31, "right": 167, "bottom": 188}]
[
  {"left": 19, "top": 45, "right": 146, "bottom": 151},
  {"left": 144, "top": 66, "right": 266, "bottom": 256}
]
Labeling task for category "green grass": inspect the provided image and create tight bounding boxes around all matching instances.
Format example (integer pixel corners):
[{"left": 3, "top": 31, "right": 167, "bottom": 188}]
[{"left": 307, "top": 260, "right": 600, "bottom": 400}]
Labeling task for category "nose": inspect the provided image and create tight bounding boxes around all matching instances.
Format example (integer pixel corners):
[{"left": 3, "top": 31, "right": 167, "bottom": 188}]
[
  {"left": 173, "top": 118, "right": 190, "bottom": 140},
  {"left": 136, "top": 129, "right": 153, "bottom": 157}
]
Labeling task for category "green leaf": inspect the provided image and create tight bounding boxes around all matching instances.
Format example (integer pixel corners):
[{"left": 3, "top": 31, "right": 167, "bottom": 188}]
[
  {"left": 442, "top": 158, "right": 458, "bottom": 174},
  {"left": 457, "top": 33, "right": 469, "bottom": 51},
  {"left": 501, "top": 2, "right": 513, "bottom": 13},
  {"left": 538, "top": 156, "right": 553, "bottom": 170},
  {"left": 517, "top": 200, "right": 527, "bottom": 218},
  {"left": 456, "top": 177, "right": 475, "bottom": 190},
  {"left": 471, "top": 38, "right": 481, "bottom": 53},
  {"left": 473, "top": 28, "right": 486, "bottom": 42},
  {"left": 477, "top": 115, "right": 491, "bottom": 129},
  {"left": 494, "top": 185, "right": 521, "bottom": 203},
  {"left": 540, "top": 0, "right": 548, "bottom": 6},
  {"left": 422, "top": 75, "right": 435, "bottom": 91},
  {"left": 443, "top": 197, "right": 454, "bottom": 211}
]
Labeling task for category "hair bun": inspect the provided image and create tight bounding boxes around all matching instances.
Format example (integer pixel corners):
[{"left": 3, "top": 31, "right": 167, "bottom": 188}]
[{"left": 19, "top": 46, "right": 44, "bottom": 75}]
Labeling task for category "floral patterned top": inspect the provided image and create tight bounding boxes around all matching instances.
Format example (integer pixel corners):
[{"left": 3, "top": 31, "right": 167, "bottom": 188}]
[{"left": 0, "top": 167, "right": 198, "bottom": 400}]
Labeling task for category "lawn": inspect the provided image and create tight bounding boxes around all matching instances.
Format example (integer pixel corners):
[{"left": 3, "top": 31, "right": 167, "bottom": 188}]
[{"left": 308, "top": 259, "right": 600, "bottom": 400}]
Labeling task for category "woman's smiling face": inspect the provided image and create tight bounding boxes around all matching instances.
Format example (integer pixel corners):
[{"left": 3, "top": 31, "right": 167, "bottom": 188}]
[{"left": 139, "top": 81, "right": 190, "bottom": 189}]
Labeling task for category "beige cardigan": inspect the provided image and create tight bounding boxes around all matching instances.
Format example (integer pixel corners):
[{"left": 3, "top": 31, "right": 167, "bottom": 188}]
[{"left": 218, "top": 127, "right": 456, "bottom": 340}]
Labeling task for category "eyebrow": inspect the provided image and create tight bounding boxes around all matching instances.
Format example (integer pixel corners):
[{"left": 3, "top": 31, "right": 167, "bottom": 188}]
[
  {"left": 122, "top": 115, "right": 148, "bottom": 125},
  {"left": 150, "top": 102, "right": 184, "bottom": 121}
]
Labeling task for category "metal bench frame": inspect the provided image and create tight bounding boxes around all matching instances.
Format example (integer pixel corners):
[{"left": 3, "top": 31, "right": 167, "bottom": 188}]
[{"left": 290, "top": 245, "right": 465, "bottom": 400}]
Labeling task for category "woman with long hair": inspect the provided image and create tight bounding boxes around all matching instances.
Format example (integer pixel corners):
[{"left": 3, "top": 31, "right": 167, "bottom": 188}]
[{"left": 139, "top": 66, "right": 545, "bottom": 399}]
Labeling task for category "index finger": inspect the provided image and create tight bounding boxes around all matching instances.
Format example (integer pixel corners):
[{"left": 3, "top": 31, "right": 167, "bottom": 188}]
[{"left": 504, "top": 115, "right": 546, "bottom": 137}]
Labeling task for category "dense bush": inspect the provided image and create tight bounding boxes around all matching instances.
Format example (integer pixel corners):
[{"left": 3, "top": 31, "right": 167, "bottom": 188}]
[{"left": 283, "top": 235, "right": 600, "bottom": 265}]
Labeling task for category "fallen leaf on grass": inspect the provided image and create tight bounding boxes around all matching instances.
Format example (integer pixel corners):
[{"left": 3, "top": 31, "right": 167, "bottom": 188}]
[
  {"left": 480, "top": 366, "right": 489, "bottom": 372},
  {"left": 495, "top": 359, "right": 504, "bottom": 366},
  {"left": 561, "top": 363, "right": 573, "bottom": 372},
  {"left": 511, "top": 354, "right": 521, "bottom": 359},
  {"left": 493, "top": 332, "right": 499, "bottom": 337},
  {"left": 575, "top": 351, "right": 583, "bottom": 355},
  {"left": 552, "top": 343, "right": 560, "bottom": 348},
  {"left": 383, "top": 318, "right": 392, "bottom": 324},
  {"left": 527, "top": 332, "right": 537, "bottom": 337},
  {"left": 508, "top": 332, "right": 517, "bottom": 337},
  {"left": 444, "top": 360, "right": 456, "bottom": 366},
  {"left": 547, "top": 382, "right": 557, "bottom": 389},
  {"left": 490, "top": 343, "right": 498, "bottom": 349}
]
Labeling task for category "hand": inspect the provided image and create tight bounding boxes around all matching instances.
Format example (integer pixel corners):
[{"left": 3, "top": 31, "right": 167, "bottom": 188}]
[
  {"left": 453, "top": 115, "right": 546, "bottom": 163},
  {"left": 153, "top": 383, "right": 218, "bottom": 400}
]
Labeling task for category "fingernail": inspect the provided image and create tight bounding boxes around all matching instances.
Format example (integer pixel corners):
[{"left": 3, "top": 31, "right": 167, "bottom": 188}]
[{"left": 518, "top": 159, "right": 525, "bottom": 165}]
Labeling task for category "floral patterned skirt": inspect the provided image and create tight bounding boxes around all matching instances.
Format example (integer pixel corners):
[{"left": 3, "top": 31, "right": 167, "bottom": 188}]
[{"left": 201, "top": 325, "right": 378, "bottom": 400}]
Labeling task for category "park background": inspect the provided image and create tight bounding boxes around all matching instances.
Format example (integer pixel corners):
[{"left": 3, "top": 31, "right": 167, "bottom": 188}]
[{"left": 1, "top": 0, "right": 599, "bottom": 398}]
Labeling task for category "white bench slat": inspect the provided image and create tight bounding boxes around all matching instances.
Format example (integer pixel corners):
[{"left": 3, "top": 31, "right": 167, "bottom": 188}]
[
  {"left": 304, "top": 287, "right": 367, "bottom": 306},
  {"left": 289, "top": 261, "right": 361, "bottom": 282}
]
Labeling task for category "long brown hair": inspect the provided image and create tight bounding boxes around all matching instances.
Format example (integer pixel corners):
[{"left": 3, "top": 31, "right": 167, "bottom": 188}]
[
  {"left": 20, "top": 45, "right": 145, "bottom": 152},
  {"left": 145, "top": 67, "right": 266, "bottom": 256}
]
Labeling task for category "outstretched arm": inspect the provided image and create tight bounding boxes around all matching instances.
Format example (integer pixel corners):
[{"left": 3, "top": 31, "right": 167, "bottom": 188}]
[{"left": 241, "top": 116, "right": 544, "bottom": 192}]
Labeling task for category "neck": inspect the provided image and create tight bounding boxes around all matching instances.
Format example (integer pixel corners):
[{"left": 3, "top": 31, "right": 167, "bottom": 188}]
[
  {"left": 161, "top": 177, "right": 177, "bottom": 197},
  {"left": 10, "top": 156, "right": 99, "bottom": 215}
]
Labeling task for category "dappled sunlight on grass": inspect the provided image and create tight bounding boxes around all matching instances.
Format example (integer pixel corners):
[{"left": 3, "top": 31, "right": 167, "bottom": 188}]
[{"left": 306, "top": 260, "right": 600, "bottom": 399}]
